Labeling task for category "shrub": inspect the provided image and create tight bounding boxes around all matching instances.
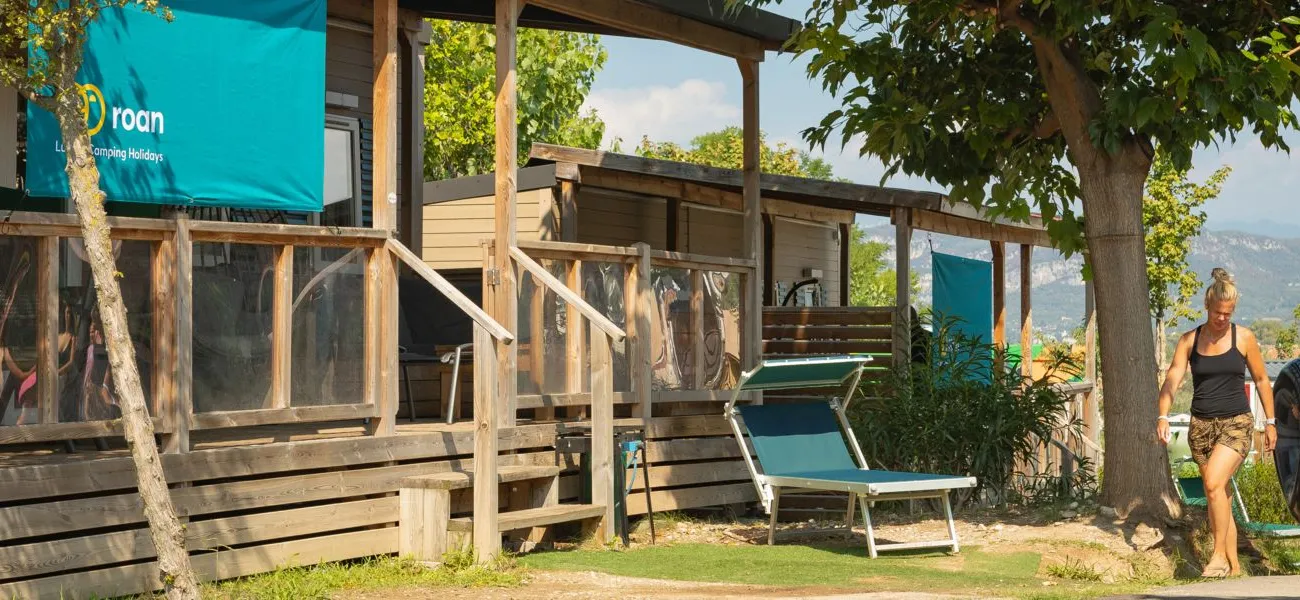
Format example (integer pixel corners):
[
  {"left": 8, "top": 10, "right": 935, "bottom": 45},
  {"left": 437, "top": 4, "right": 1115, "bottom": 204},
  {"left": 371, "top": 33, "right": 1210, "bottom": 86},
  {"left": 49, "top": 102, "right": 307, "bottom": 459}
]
[
  {"left": 849, "top": 315, "right": 1086, "bottom": 507},
  {"left": 1236, "top": 460, "right": 1298, "bottom": 526}
]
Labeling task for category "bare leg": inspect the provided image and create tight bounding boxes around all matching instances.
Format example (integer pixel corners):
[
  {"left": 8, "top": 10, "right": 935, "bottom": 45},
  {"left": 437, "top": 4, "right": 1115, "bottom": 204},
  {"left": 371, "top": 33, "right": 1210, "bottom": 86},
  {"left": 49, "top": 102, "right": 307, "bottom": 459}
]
[
  {"left": 1199, "top": 444, "right": 1245, "bottom": 576},
  {"left": 1227, "top": 513, "right": 1240, "bottom": 576}
]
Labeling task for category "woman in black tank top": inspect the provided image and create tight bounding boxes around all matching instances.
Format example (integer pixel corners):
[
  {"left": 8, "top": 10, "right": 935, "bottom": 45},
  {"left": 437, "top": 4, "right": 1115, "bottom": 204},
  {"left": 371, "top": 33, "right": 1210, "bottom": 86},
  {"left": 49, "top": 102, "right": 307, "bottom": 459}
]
[{"left": 1157, "top": 269, "right": 1278, "bottom": 578}]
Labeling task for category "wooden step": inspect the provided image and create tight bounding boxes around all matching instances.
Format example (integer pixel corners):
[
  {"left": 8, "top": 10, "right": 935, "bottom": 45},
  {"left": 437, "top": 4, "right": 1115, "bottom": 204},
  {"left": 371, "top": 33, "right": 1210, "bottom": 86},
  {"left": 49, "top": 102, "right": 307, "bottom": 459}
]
[
  {"left": 400, "top": 465, "right": 562, "bottom": 491},
  {"left": 447, "top": 503, "right": 605, "bottom": 533}
]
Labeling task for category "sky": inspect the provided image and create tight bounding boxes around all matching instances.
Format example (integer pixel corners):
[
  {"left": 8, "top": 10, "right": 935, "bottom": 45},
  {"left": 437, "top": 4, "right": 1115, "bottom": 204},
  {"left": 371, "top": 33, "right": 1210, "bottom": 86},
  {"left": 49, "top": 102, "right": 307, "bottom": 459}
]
[{"left": 580, "top": 2, "right": 1300, "bottom": 237}]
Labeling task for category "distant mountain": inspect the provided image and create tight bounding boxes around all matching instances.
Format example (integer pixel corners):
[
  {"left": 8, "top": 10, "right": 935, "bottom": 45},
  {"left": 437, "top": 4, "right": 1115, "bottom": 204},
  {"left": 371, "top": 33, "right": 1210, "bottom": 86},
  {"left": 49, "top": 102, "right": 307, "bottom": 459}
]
[{"left": 861, "top": 225, "right": 1300, "bottom": 341}]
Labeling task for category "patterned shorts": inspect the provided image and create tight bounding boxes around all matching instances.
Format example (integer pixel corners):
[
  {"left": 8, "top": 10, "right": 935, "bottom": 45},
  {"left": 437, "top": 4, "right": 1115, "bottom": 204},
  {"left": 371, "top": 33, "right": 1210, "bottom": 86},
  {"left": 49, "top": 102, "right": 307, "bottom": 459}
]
[{"left": 1188, "top": 413, "right": 1254, "bottom": 466}]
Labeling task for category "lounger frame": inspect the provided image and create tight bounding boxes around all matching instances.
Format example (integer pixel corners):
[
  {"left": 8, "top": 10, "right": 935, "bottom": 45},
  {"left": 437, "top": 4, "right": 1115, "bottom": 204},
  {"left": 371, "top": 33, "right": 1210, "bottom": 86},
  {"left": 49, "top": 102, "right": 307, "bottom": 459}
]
[{"left": 724, "top": 356, "right": 977, "bottom": 557}]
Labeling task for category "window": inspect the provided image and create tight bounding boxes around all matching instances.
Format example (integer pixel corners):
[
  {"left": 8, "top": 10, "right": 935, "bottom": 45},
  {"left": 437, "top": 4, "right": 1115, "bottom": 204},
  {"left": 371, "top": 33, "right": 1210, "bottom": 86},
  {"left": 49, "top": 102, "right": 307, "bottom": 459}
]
[{"left": 321, "top": 115, "right": 362, "bottom": 227}]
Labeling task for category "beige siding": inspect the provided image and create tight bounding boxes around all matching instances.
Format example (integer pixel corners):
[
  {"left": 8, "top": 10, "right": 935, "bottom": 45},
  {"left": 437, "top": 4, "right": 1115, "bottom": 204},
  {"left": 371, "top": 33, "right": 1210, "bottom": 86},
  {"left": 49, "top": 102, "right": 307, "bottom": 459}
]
[
  {"left": 772, "top": 217, "right": 841, "bottom": 306},
  {"left": 682, "top": 205, "right": 743, "bottom": 258},
  {"left": 576, "top": 190, "right": 667, "bottom": 249},
  {"left": 421, "top": 188, "right": 548, "bottom": 269}
]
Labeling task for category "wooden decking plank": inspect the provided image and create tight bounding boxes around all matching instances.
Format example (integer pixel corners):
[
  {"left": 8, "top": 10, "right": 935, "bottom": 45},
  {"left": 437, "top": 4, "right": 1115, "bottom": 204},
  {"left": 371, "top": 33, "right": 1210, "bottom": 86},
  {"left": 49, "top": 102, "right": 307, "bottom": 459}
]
[
  {"left": 0, "top": 497, "right": 397, "bottom": 580},
  {"left": 0, "top": 528, "right": 397, "bottom": 600},
  {"left": 0, "top": 423, "right": 559, "bottom": 503},
  {"left": 0, "top": 451, "right": 555, "bottom": 541}
]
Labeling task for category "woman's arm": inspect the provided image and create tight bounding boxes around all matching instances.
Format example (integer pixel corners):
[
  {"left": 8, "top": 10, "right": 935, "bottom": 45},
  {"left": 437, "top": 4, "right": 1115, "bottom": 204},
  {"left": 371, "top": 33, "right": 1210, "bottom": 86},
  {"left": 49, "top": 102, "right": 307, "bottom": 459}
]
[
  {"left": 1240, "top": 327, "right": 1278, "bottom": 452},
  {"left": 1157, "top": 331, "right": 1194, "bottom": 443}
]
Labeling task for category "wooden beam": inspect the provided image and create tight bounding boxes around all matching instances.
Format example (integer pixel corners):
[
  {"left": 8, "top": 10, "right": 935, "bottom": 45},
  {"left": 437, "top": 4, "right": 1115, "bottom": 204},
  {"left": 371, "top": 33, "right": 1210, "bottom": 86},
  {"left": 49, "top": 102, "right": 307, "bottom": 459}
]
[
  {"left": 472, "top": 324, "right": 500, "bottom": 563},
  {"left": 1083, "top": 276, "right": 1098, "bottom": 448},
  {"left": 528, "top": 0, "right": 766, "bottom": 60},
  {"left": 565, "top": 259, "right": 586, "bottom": 405},
  {"left": 533, "top": 144, "right": 944, "bottom": 213},
  {"left": 152, "top": 237, "right": 176, "bottom": 426},
  {"left": 495, "top": 0, "right": 521, "bottom": 430},
  {"left": 168, "top": 216, "right": 193, "bottom": 453},
  {"left": 400, "top": 22, "right": 430, "bottom": 248},
  {"left": 35, "top": 237, "right": 57, "bottom": 425},
  {"left": 667, "top": 198, "right": 680, "bottom": 252},
  {"left": 691, "top": 269, "right": 705, "bottom": 389},
  {"left": 991, "top": 241, "right": 1006, "bottom": 348},
  {"left": 269, "top": 245, "right": 293, "bottom": 409},
  {"left": 911, "top": 208, "right": 1051, "bottom": 248},
  {"left": 590, "top": 328, "right": 615, "bottom": 542},
  {"left": 1020, "top": 244, "right": 1033, "bottom": 380},
  {"left": 373, "top": 0, "right": 399, "bottom": 232},
  {"left": 739, "top": 59, "right": 763, "bottom": 381},
  {"left": 559, "top": 180, "right": 579, "bottom": 242},
  {"left": 629, "top": 243, "right": 653, "bottom": 421},
  {"left": 893, "top": 209, "right": 912, "bottom": 370},
  {"left": 764, "top": 215, "right": 776, "bottom": 306},
  {"left": 838, "top": 223, "right": 849, "bottom": 307}
]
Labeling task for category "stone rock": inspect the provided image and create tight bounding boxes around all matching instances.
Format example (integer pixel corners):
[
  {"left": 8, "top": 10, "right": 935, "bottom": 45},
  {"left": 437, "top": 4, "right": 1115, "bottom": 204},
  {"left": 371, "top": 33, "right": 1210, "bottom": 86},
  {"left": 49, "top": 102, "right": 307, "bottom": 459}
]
[
  {"left": 1062, "top": 510, "right": 1078, "bottom": 519},
  {"left": 1131, "top": 523, "right": 1165, "bottom": 551},
  {"left": 1099, "top": 506, "right": 1118, "bottom": 518}
]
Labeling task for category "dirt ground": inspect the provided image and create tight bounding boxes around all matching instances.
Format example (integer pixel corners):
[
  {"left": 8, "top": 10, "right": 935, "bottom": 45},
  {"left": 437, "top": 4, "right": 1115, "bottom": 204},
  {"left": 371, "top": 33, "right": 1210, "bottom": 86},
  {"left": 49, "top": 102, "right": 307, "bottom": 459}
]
[{"left": 338, "top": 507, "right": 1193, "bottom": 599}]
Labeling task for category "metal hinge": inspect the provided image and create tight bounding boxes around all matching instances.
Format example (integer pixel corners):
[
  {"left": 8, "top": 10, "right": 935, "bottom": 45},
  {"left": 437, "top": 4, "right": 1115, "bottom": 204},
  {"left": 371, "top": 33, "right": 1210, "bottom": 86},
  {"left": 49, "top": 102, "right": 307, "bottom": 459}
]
[{"left": 485, "top": 268, "right": 501, "bottom": 286}]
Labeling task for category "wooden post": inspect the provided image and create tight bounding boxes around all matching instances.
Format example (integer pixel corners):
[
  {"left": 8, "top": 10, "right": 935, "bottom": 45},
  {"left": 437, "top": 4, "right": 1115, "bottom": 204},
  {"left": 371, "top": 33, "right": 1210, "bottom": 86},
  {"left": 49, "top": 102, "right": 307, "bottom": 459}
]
[
  {"left": 0, "top": 87, "right": 15, "bottom": 188},
  {"left": 839, "top": 223, "right": 850, "bottom": 307},
  {"left": 36, "top": 236, "right": 57, "bottom": 424},
  {"left": 493, "top": 0, "right": 520, "bottom": 428},
  {"left": 560, "top": 180, "right": 579, "bottom": 243},
  {"left": 152, "top": 237, "right": 176, "bottom": 425},
  {"left": 565, "top": 259, "right": 586, "bottom": 418},
  {"left": 369, "top": 0, "right": 400, "bottom": 436},
  {"left": 373, "top": 0, "right": 398, "bottom": 232},
  {"left": 472, "top": 324, "right": 501, "bottom": 563},
  {"left": 627, "top": 243, "right": 653, "bottom": 421},
  {"left": 991, "top": 241, "right": 1006, "bottom": 373},
  {"left": 1020, "top": 244, "right": 1033, "bottom": 381},
  {"left": 690, "top": 269, "right": 705, "bottom": 389},
  {"left": 269, "top": 245, "right": 293, "bottom": 409},
  {"left": 1083, "top": 277, "right": 1099, "bottom": 449},
  {"left": 364, "top": 247, "right": 397, "bottom": 436},
  {"left": 738, "top": 59, "right": 763, "bottom": 389},
  {"left": 590, "top": 328, "right": 615, "bottom": 543},
  {"left": 893, "top": 208, "right": 912, "bottom": 370},
  {"left": 400, "top": 21, "right": 430, "bottom": 249},
  {"left": 667, "top": 198, "right": 680, "bottom": 252},
  {"left": 166, "top": 216, "right": 193, "bottom": 453}
]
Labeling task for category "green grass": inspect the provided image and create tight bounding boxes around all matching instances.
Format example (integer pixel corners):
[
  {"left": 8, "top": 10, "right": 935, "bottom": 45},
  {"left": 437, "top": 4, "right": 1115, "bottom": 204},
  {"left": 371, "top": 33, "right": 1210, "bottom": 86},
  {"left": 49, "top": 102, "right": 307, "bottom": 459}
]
[
  {"left": 197, "top": 554, "right": 521, "bottom": 600},
  {"left": 519, "top": 543, "right": 1155, "bottom": 599}
]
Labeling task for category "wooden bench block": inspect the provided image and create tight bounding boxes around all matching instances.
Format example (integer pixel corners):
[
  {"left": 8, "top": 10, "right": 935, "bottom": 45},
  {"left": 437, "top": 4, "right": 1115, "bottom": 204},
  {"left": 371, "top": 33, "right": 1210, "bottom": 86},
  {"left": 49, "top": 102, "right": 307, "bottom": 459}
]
[
  {"left": 447, "top": 503, "right": 605, "bottom": 533},
  {"left": 400, "top": 465, "right": 562, "bottom": 490}
]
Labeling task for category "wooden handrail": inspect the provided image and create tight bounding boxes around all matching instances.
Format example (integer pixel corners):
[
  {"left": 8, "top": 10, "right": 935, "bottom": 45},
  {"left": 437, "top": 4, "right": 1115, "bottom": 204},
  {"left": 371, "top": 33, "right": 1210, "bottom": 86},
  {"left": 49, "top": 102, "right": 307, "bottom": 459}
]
[
  {"left": 509, "top": 246, "right": 626, "bottom": 343},
  {"left": 516, "top": 239, "right": 639, "bottom": 261},
  {"left": 648, "top": 249, "right": 756, "bottom": 272},
  {"left": 387, "top": 239, "right": 514, "bottom": 344}
]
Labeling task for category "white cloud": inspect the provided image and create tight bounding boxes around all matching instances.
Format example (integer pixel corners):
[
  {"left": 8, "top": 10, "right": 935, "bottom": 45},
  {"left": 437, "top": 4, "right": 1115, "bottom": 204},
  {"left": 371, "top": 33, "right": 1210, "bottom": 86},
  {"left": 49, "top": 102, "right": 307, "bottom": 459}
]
[{"left": 583, "top": 79, "right": 739, "bottom": 149}]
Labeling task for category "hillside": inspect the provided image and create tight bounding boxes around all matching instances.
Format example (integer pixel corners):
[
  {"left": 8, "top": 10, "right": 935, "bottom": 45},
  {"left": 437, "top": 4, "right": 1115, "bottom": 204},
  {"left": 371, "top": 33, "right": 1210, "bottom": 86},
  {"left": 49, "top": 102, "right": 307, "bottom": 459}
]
[{"left": 860, "top": 224, "right": 1300, "bottom": 341}]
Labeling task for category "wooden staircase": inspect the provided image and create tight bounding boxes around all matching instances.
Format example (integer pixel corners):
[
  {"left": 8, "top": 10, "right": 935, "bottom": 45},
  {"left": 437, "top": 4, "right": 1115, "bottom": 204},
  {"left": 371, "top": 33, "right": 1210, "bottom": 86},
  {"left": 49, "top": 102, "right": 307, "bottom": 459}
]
[{"left": 399, "top": 464, "right": 604, "bottom": 563}]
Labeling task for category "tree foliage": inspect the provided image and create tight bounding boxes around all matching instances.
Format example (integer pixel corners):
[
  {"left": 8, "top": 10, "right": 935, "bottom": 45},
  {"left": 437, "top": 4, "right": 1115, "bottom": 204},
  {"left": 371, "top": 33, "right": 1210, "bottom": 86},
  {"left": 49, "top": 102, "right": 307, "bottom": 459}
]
[
  {"left": 423, "top": 20, "right": 606, "bottom": 181},
  {"left": 1145, "top": 152, "right": 1228, "bottom": 329},
  {"left": 0, "top": 1, "right": 200, "bottom": 597},
  {"left": 848, "top": 226, "right": 919, "bottom": 307},
  {"left": 635, "top": 126, "right": 839, "bottom": 178},
  {"left": 750, "top": 0, "right": 1300, "bottom": 522},
  {"left": 755, "top": 0, "right": 1300, "bottom": 253}
]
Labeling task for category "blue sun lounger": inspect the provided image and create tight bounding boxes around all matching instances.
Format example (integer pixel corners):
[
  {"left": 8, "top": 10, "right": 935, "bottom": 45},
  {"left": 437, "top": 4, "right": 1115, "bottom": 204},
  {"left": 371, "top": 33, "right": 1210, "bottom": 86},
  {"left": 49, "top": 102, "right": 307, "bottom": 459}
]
[{"left": 724, "top": 356, "right": 977, "bottom": 557}]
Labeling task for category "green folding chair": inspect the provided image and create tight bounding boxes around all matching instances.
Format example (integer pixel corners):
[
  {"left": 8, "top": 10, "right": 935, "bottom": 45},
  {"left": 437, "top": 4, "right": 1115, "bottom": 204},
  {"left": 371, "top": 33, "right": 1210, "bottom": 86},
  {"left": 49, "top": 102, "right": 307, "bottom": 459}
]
[
  {"left": 724, "top": 356, "right": 977, "bottom": 558},
  {"left": 1174, "top": 470, "right": 1300, "bottom": 538}
]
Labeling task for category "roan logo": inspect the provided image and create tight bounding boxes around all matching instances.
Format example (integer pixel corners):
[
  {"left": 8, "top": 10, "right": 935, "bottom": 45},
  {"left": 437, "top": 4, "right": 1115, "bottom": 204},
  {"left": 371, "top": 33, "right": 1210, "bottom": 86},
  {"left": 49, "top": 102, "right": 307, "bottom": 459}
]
[{"left": 80, "top": 82, "right": 165, "bottom": 136}]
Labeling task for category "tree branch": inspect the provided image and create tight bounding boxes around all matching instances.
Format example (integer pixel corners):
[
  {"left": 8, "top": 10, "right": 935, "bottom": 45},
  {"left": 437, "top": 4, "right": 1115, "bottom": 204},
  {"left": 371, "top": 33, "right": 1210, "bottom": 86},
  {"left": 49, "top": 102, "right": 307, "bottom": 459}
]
[{"left": 963, "top": 0, "right": 1040, "bottom": 38}]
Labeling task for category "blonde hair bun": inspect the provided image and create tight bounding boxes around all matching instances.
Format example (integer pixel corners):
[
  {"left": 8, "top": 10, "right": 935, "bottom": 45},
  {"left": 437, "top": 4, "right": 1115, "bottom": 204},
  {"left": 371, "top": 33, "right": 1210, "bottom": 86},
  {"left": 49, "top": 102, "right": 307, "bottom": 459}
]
[{"left": 1205, "top": 267, "right": 1240, "bottom": 305}]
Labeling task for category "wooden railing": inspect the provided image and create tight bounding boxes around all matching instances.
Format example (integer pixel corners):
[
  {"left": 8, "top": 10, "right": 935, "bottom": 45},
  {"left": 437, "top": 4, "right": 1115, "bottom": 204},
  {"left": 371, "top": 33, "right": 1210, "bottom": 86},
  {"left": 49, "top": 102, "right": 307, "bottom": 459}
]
[
  {"left": 513, "top": 240, "right": 759, "bottom": 413},
  {"left": 0, "top": 212, "right": 511, "bottom": 449}
]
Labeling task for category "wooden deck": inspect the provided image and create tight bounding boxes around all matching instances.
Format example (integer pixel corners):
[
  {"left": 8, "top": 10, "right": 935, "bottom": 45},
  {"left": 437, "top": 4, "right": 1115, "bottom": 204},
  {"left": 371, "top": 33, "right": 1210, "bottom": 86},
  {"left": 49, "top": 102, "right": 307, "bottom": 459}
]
[{"left": 0, "top": 412, "right": 755, "bottom": 599}]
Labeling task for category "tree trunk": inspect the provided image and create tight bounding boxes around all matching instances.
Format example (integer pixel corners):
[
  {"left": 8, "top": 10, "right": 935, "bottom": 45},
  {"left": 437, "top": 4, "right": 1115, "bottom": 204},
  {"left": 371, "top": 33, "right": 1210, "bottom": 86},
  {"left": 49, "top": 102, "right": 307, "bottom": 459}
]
[
  {"left": 1029, "top": 37, "right": 1181, "bottom": 526},
  {"left": 54, "top": 96, "right": 200, "bottom": 597},
  {"left": 1078, "top": 146, "right": 1182, "bottom": 525},
  {"left": 1155, "top": 316, "right": 1167, "bottom": 386}
]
